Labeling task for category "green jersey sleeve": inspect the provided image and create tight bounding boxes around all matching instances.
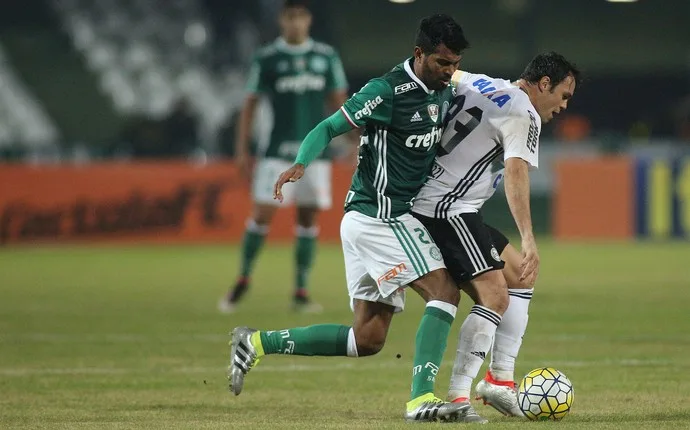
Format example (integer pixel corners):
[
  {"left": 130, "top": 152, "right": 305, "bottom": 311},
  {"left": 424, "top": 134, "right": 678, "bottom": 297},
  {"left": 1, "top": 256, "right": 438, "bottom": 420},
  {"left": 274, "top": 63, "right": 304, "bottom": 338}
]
[
  {"left": 245, "top": 54, "right": 267, "bottom": 94},
  {"left": 339, "top": 78, "right": 393, "bottom": 128},
  {"left": 294, "top": 110, "right": 353, "bottom": 167},
  {"left": 326, "top": 52, "right": 348, "bottom": 92}
]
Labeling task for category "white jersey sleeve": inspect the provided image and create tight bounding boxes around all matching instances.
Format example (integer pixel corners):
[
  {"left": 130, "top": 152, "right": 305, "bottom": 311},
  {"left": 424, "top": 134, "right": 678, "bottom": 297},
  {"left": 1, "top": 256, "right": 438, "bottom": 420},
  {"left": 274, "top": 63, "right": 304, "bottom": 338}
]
[{"left": 499, "top": 107, "right": 540, "bottom": 169}]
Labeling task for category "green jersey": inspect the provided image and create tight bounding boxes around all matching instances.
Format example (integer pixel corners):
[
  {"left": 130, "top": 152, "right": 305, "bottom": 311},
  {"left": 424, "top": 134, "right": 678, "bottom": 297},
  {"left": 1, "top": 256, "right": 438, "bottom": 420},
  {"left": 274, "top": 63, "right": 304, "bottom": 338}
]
[
  {"left": 340, "top": 59, "right": 454, "bottom": 219},
  {"left": 246, "top": 37, "right": 348, "bottom": 160}
]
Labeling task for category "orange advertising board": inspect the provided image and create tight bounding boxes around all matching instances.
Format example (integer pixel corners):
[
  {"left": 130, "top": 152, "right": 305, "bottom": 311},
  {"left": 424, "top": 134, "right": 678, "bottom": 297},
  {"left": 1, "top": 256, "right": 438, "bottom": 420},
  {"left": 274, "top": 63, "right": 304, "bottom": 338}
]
[
  {"left": 553, "top": 157, "right": 634, "bottom": 239},
  {"left": 0, "top": 161, "right": 356, "bottom": 245}
]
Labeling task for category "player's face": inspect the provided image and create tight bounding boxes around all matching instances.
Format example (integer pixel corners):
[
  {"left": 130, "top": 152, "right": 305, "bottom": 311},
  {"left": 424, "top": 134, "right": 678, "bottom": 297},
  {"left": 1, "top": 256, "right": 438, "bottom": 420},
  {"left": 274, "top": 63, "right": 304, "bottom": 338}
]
[
  {"left": 535, "top": 74, "right": 576, "bottom": 123},
  {"left": 416, "top": 44, "right": 462, "bottom": 91},
  {"left": 279, "top": 6, "right": 312, "bottom": 43}
]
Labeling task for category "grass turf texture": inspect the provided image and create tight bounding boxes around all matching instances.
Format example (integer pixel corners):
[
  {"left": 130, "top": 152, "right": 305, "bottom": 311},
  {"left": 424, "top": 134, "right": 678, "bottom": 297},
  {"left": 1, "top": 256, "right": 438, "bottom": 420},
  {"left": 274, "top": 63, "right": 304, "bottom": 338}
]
[{"left": 1, "top": 240, "right": 689, "bottom": 429}]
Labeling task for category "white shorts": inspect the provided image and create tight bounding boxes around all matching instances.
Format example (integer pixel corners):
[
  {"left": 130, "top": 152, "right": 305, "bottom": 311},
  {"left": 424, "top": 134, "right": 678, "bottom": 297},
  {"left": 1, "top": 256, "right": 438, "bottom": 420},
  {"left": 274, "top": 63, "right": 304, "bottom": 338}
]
[
  {"left": 252, "top": 158, "right": 332, "bottom": 209},
  {"left": 340, "top": 211, "right": 446, "bottom": 312}
]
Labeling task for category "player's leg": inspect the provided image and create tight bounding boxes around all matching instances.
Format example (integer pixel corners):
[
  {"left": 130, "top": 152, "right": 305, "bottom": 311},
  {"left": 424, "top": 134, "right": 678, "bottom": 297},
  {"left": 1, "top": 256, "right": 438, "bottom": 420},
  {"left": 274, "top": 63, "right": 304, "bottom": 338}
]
[
  {"left": 449, "top": 269, "right": 508, "bottom": 401},
  {"left": 489, "top": 241, "right": 534, "bottom": 382},
  {"left": 412, "top": 212, "right": 508, "bottom": 406},
  {"left": 227, "top": 211, "right": 400, "bottom": 397},
  {"left": 219, "top": 158, "right": 291, "bottom": 312},
  {"left": 368, "top": 214, "right": 483, "bottom": 423},
  {"left": 473, "top": 225, "right": 530, "bottom": 416},
  {"left": 292, "top": 160, "right": 331, "bottom": 311}
]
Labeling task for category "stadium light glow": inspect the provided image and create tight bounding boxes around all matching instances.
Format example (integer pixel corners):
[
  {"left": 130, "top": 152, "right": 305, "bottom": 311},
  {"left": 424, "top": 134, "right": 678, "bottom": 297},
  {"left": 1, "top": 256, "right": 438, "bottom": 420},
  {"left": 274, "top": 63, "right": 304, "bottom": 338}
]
[
  {"left": 389, "top": 0, "right": 416, "bottom": 3},
  {"left": 606, "top": 0, "right": 638, "bottom": 3}
]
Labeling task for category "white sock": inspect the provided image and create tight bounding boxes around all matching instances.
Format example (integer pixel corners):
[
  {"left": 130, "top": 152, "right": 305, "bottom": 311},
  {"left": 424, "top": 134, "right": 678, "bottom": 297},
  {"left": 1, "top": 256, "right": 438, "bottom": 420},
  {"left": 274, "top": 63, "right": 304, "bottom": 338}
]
[
  {"left": 295, "top": 225, "right": 319, "bottom": 237},
  {"left": 448, "top": 305, "right": 501, "bottom": 400},
  {"left": 489, "top": 288, "right": 533, "bottom": 382},
  {"left": 246, "top": 219, "right": 269, "bottom": 234},
  {"left": 346, "top": 327, "right": 358, "bottom": 357}
]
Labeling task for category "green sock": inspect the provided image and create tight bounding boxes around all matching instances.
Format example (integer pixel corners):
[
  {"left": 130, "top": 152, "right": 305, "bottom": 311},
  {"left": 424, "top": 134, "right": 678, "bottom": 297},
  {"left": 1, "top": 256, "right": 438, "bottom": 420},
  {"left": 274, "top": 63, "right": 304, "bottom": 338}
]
[
  {"left": 295, "top": 228, "right": 317, "bottom": 291},
  {"left": 410, "top": 302, "right": 456, "bottom": 400},
  {"left": 260, "top": 324, "right": 350, "bottom": 356},
  {"left": 240, "top": 224, "right": 267, "bottom": 277}
]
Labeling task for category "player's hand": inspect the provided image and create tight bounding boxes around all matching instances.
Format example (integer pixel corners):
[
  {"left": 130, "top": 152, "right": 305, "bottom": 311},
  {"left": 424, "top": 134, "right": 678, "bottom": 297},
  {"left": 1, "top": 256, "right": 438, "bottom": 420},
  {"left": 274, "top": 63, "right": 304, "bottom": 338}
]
[
  {"left": 235, "top": 151, "right": 252, "bottom": 182},
  {"left": 519, "top": 235, "right": 540, "bottom": 286},
  {"left": 273, "top": 163, "right": 305, "bottom": 202}
]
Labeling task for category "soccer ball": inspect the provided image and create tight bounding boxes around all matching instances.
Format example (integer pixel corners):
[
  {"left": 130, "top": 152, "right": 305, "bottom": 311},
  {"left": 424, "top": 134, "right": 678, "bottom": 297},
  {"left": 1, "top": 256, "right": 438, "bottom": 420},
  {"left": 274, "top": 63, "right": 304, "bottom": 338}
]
[{"left": 517, "top": 367, "right": 574, "bottom": 421}]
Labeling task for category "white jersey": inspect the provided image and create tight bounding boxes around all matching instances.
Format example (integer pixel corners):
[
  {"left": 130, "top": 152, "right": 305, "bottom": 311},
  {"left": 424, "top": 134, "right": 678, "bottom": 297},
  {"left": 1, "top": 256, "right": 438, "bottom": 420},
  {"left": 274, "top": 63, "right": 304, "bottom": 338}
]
[{"left": 413, "top": 71, "right": 541, "bottom": 218}]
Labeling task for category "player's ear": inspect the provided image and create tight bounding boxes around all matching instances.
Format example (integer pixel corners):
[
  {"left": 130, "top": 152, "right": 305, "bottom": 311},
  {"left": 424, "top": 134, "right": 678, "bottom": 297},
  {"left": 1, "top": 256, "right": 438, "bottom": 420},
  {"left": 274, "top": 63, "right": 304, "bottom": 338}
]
[
  {"left": 539, "top": 76, "right": 551, "bottom": 92},
  {"left": 413, "top": 46, "right": 423, "bottom": 61}
]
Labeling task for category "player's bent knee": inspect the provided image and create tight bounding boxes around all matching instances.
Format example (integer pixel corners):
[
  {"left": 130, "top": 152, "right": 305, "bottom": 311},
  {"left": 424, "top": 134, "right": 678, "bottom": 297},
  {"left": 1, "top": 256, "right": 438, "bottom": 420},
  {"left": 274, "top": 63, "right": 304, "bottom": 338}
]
[
  {"left": 353, "top": 326, "right": 386, "bottom": 357},
  {"left": 252, "top": 205, "right": 278, "bottom": 225},
  {"left": 296, "top": 207, "right": 319, "bottom": 228},
  {"left": 472, "top": 269, "right": 509, "bottom": 315},
  {"left": 411, "top": 269, "right": 459, "bottom": 306},
  {"left": 351, "top": 300, "right": 394, "bottom": 357}
]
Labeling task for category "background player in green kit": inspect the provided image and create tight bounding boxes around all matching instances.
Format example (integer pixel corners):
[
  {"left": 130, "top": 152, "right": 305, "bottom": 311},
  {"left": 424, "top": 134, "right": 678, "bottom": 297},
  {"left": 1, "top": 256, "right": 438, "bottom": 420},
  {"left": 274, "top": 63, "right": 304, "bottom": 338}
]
[
  {"left": 219, "top": 0, "right": 351, "bottom": 313},
  {"left": 227, "top": 15, "right": 487, "bottom": 423}
]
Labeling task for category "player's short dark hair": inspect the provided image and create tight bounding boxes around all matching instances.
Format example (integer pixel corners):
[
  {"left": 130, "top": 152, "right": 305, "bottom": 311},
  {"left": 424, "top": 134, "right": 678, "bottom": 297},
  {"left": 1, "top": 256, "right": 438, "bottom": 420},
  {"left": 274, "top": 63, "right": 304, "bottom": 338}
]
[
  {"left": 519, "top": 52, "right": 581, "bottom": 89},
  {"left": 283, "top": 0, "right": 309, "bottom": 10},
  {"left": 415, "top": 14, "right": 469, "bottom": 55}
]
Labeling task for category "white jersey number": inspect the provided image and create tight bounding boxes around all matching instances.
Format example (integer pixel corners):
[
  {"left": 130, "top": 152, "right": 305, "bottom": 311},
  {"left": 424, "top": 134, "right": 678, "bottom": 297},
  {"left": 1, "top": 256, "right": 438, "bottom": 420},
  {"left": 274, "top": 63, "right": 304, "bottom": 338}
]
[{"left": 439, "top": 95, "right": 483, "bottom": 155}]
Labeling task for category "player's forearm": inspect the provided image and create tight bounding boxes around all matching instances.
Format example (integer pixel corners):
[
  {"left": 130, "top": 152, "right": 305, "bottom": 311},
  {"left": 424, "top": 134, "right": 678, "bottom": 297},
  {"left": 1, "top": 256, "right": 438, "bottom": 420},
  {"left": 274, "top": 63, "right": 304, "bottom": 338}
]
[
  {"left": 504, "top": 158, "right": 534, "bottom": 240},
  {"left": 295, "top": 110, "right": 352, "bottom": 167},
  {"left": 235, "top": 96, "right": 258, "bottom": 156}
]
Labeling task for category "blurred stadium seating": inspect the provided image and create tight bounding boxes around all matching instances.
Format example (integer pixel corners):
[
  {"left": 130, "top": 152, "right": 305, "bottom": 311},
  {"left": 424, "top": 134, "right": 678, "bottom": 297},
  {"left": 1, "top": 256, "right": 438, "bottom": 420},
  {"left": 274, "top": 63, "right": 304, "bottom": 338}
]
[
  {"left": 52, "top": 0, "right": 249, "bottom": 142},
  {"left": 0, "top": 43, "right": 58, "bottom": 154}
]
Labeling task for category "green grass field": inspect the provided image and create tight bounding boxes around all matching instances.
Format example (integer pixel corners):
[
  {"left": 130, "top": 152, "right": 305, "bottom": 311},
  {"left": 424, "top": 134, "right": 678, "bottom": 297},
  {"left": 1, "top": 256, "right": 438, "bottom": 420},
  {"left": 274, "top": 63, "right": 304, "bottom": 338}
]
[{"left": 1, "top": 240, "right": 689, "bottom": 429}]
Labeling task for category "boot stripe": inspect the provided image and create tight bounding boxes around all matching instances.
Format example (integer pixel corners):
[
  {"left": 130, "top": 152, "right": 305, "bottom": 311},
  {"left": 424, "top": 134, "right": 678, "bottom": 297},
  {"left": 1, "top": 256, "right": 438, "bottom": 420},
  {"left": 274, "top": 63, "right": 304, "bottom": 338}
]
[
  {"left": 234, "top": 359, "right": 247, "bottom": 373},
  {"left": 238, "top": 342, "right": 250, "bottom": 355}
]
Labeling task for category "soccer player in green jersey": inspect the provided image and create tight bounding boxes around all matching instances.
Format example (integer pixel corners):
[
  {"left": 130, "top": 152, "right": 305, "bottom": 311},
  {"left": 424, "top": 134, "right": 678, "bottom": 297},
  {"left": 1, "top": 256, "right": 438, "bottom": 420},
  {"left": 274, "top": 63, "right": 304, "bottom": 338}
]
[
  {"left": 227, "top": 14, "right": 486, "bottom": 423},
  {"left": 219, "top": 0, "right": 351, "bottom": 313}
]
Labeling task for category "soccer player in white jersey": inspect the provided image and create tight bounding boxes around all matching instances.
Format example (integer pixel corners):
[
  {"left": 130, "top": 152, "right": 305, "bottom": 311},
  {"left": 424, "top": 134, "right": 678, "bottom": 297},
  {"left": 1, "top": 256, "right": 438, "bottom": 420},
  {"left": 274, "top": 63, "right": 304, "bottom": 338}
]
[{"left": 412, "top": 52, "right": 580, "bottom": 419}]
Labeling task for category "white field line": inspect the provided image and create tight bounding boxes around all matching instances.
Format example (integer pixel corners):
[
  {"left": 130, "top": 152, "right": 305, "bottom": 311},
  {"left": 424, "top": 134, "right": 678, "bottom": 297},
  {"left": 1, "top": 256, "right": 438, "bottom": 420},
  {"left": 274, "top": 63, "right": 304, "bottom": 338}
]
[
  {"left": 4, "top": 333, "right": 690, "bottom": 343},
  {"left": 0, "top": 358, "right": 681, "bottom": 377}
]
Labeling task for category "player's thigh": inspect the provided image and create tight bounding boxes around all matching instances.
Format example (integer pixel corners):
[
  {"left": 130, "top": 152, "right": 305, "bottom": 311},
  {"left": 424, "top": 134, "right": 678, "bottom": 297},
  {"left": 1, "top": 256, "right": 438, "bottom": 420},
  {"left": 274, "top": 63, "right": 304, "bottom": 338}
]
[
  {"left": 294, "top": 160, "right": 332, "bottom": 210},
  {"left": 414, "top": 212, "right": 505, "bottom": 285},
  {"left": 500, "top": 243, "right": 532, "bottom": 290},
  {"left": 483, "top": 223, "right": 532, "bottom": 290},
  {"left": 252, "top": 158, "right": 295, "bottom": 206},
  {"left": 340, "top": 211, "right": 446, "bottom": 310},
  {"left": 341, "top": 216, "right": 405, "bottom": 313}
]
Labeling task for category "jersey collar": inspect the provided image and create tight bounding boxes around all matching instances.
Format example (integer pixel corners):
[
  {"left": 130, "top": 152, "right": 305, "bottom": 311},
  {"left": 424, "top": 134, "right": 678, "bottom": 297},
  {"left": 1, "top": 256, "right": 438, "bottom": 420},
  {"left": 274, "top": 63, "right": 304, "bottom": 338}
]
[
  {"left": 275, "top": 37, "right": 314, "bottom": 55},
  {"left": 404, "top": 58, "right": 433, "bottom": 94}
]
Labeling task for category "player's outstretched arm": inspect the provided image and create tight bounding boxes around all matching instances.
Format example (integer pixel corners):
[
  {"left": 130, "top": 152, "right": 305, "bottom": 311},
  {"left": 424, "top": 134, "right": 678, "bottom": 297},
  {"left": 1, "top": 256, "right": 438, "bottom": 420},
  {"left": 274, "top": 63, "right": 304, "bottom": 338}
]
[
  {"left": 273, "top": 111, "right": 353, "bottom": 202},
  {"left": 504, "top": 157, "right": 540, "bottom": 286}
]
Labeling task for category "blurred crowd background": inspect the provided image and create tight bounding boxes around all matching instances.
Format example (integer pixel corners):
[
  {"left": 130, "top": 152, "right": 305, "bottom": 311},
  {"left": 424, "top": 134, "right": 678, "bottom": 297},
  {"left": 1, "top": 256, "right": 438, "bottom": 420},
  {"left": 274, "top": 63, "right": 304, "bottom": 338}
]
[
  {"left": 0, "top": 0, "right": 687, "bottom": 163},
  {"left": 0, "top": 0, "right": 689, "bottom": 242}
]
